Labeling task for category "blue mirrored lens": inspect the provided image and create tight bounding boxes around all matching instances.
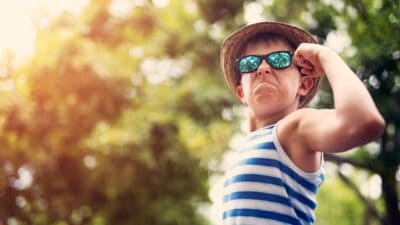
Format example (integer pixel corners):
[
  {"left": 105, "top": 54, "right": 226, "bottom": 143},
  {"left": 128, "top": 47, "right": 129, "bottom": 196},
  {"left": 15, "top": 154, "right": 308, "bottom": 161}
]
[
  {"left": 238, "top": 56, "right": 261, "bottom": 73},
  {"left": 267, "top": 52, "right": 291, "bottom": 69}
]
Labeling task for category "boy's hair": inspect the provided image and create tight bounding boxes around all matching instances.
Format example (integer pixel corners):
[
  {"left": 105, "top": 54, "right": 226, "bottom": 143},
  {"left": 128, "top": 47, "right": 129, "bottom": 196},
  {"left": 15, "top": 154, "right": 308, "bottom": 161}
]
[{"left": 220, "top": 21, "right": 322, "bottom": 108}]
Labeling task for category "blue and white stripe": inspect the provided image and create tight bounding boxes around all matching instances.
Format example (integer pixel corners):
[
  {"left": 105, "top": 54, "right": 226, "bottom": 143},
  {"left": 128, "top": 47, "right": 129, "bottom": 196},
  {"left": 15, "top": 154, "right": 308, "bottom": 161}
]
[{"left": 222, "top": 125, "right": 324, "bottom": 225}]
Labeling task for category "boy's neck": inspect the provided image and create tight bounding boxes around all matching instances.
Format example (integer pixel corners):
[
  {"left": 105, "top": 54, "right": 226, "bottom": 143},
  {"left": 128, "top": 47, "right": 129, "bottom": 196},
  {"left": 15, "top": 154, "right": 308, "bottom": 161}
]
[
  {"left": 248, "top": 104, "right": 300, "bottom": 132},
  {"left": 249, "top": 114, "right": 283, "bottom": 132}
]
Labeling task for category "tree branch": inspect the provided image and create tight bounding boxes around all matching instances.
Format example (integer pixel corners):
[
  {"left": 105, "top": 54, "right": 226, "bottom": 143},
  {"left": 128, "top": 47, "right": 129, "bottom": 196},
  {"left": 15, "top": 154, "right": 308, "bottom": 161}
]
[
  {"left": 337, "top": 171, "right": 385, "bottom": 223},
  {"left": 324, "top": 153, "right": 378, "bottom": 172},
  {"left": 349, "top": 0, "right": 369, "bottom": 23}
]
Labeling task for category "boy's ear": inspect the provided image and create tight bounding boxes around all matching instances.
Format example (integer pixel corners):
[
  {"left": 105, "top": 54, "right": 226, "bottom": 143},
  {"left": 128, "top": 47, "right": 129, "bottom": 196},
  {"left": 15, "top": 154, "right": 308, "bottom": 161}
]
[
  {"left": 235, "top": 84, "right": 247, "bottom": 105},
  {"left": 298, "top": 76, "right": 314, "bottom": 96}
]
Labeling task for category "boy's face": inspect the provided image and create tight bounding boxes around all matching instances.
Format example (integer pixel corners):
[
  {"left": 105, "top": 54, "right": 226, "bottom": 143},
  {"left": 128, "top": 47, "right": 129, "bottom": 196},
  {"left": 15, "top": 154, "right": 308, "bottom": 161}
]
[{"left": 235, "top": 39, "right": 313, "bottom": 118}]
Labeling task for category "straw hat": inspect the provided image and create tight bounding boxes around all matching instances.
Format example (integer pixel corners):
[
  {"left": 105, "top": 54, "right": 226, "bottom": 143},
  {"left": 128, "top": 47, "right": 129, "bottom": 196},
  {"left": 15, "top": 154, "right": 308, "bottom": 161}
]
[{"left": 220, "top": 21, "right": 322, "bottom": 108}]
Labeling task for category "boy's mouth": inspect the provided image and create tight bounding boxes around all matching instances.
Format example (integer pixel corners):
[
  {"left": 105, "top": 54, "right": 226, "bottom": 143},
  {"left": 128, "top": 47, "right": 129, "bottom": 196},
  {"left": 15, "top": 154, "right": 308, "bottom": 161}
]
[{"left": 253, "top": 82, "right": 278, "bottom": 96}]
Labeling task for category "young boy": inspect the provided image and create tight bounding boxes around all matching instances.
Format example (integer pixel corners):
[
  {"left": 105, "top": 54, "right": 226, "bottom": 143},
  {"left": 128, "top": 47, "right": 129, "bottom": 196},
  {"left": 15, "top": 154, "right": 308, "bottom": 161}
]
[{"left": 219, "top": 22, "right": 385, "bottom": 225}]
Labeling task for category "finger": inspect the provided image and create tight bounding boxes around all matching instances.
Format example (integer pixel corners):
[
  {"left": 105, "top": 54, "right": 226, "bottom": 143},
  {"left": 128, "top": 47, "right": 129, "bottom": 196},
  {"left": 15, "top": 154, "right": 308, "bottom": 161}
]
[
  {"left": 311, "top": 64, "right": 325, "bottom": 77},
  {"left": 293, "top": 54, "right": 309, "bottom": 65},
  {"left": 300, "top": 68, "right": 313, "bottom": 76},
  {"left": 301, "top": 68, "right": 324, "bottom": 78},
  {"left": 293, "top": 50, "right": 302, "bottom": 59},
  {"left": 293, "top": 44, "right": 312, "bottom": 60},
  {"left": 298, "top": 60, "right": 314, "bottom": 70}
]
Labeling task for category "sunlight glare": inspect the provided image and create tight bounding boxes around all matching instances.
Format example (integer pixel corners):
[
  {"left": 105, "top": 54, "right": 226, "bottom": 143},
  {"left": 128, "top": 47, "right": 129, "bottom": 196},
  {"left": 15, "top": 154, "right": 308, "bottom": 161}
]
[
  {"left": 244, "top": 2, "right": 265, "bottom": 24},
  {"left": 152, "top": 0, "right": 169, "bottom": 8},
  {"left": 16, "top": 196, "right": 27, "bottom": 208},
  {"left": 0, "top": 1, "right": 36, "bottom": 65},
  {"left": 360, "top": 174, "right": 382, "bottom": 200},
  {"left": 324, "top": 30, "right": 351, "bottom": 53},
  {"left": 194, "top": 20, "right": 207, "bottom": 33},
  {"left": 184, "top": 0, "right": 198, "bottom": 14},
  {"left": 140, "top": 58, "right": 190, "bottom": 84},
  {"left": 109, "top": 0, "right": 145, "bottom": 18},
  {"left": 83, "top": 155, "right": 97, "bottom": 169},
  {"left": 11, "top": 166, "right": 33, "bottom": 190},
  {"left": 0, "top": 0, "right": 88, "bottom": 65}
]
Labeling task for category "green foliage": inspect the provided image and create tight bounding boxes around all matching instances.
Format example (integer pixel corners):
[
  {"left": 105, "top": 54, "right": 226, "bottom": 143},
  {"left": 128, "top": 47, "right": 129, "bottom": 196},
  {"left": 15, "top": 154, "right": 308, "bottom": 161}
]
[
  {"left": 0, "top": 0, "right": 236, "bottom": 224},
  {"left": 315, "top": 174, "right": 364, "bottom": 225}
]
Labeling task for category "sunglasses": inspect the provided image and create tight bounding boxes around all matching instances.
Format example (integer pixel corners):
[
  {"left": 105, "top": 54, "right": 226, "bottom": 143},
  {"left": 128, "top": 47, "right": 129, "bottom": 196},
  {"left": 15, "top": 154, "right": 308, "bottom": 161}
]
[{"left": 236, "top": 51, "right": 294, "bottom": 73}]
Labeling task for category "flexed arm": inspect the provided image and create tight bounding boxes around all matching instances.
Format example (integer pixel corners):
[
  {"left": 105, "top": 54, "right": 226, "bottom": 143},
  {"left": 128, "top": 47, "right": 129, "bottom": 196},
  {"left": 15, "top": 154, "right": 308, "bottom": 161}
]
[{"left": 290, "top": 43, "right": 385, "bottom": 153}]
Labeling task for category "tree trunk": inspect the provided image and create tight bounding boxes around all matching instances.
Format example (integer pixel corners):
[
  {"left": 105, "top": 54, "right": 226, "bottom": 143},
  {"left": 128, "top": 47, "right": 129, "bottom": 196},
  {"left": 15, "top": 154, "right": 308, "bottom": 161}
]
[{"left": 381, "top": 174, "right": 400, "bottom": 225}]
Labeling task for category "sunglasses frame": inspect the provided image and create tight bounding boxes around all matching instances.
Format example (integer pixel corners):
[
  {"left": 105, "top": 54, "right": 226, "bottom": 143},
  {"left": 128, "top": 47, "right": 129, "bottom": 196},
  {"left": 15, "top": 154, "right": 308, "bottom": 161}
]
[{"left": 236, "top": 51, "right": 294, "bottom": 74}]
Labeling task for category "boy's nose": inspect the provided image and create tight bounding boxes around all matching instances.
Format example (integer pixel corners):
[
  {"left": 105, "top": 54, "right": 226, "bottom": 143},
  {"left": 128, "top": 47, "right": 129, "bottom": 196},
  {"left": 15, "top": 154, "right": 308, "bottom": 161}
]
[{"left": 256, "top": 59, "right": 272, "bottom": 76}]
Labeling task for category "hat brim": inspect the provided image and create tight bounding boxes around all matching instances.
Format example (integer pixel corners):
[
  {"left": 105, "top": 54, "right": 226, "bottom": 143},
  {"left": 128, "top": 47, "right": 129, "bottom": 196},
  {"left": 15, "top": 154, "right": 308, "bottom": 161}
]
[{"left": 220, "top": 21, "right": 321, "bottom": 107}]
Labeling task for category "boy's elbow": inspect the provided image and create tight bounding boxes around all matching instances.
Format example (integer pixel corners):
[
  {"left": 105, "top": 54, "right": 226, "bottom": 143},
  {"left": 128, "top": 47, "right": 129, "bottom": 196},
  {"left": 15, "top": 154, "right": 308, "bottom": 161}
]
[
  {"left": 371, "top": 114, "right": 385, "bottom": 136},
  {"left": 359, "top": 113, "right": 386, "bottom": 141},
  {"left": 341, "top": 112, "right": 385, "bottom": 147}
]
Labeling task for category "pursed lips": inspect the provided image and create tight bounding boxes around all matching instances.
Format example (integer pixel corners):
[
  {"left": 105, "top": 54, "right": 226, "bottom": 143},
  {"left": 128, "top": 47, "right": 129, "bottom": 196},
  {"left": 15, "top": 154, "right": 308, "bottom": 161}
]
[{"left": 253, "top": 81, "right": 278, "bottom": 96}]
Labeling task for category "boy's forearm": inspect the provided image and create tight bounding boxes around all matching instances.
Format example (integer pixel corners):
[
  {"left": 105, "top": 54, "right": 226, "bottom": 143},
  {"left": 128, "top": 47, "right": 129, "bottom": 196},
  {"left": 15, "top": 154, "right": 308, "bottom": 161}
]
[{"left": 319, "top": 48, "right": 385, "bottom": 134}]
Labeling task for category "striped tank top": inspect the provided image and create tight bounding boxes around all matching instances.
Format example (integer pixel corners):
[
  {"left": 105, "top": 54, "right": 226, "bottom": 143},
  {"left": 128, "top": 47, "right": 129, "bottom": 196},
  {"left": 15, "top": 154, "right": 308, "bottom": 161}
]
[{"left": 222, "top": 124, "right": 324, "bottom": 225}]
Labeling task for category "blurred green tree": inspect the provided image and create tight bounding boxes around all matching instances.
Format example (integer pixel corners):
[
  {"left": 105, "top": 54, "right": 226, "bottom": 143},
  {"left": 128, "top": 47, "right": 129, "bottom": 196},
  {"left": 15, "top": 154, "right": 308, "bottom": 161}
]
[{"left": 0, "top": 0, "right": 235, "bottom": 224}]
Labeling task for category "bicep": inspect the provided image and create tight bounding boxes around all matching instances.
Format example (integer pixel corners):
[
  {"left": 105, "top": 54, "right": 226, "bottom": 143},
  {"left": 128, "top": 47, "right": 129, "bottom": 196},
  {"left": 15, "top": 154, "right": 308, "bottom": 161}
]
[{"left": 296, "top": 108, "right": 377, "bottom": 153}]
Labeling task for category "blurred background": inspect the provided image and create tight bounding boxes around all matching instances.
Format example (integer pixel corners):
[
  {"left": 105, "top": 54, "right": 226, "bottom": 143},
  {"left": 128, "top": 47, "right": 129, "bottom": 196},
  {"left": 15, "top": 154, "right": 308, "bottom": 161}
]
[{"left": 0, "top": 0, "right": 399, "bottom": 225}]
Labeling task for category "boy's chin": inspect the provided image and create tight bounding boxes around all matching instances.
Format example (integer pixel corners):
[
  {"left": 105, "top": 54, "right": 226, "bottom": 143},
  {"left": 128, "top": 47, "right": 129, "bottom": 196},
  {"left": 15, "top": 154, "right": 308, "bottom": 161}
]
[
  {"left": 252, "top": 94, "right": 277, "bottom": 106},
  {"left": 253, "top": 83, "right": 278, "bottom": 98}
]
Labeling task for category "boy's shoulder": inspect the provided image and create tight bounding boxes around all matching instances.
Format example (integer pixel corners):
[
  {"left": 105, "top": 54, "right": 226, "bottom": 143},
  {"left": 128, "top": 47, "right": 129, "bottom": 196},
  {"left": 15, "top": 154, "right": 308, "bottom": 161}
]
[
  {"left": 279, "top": 107, "right": 320, "bottom": 130},
  {"left": 276, "top": 107, "right": 324, "bottom": 172},
  {"left": 278, "top": 107, "right": 333, "bottom": 143}
]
